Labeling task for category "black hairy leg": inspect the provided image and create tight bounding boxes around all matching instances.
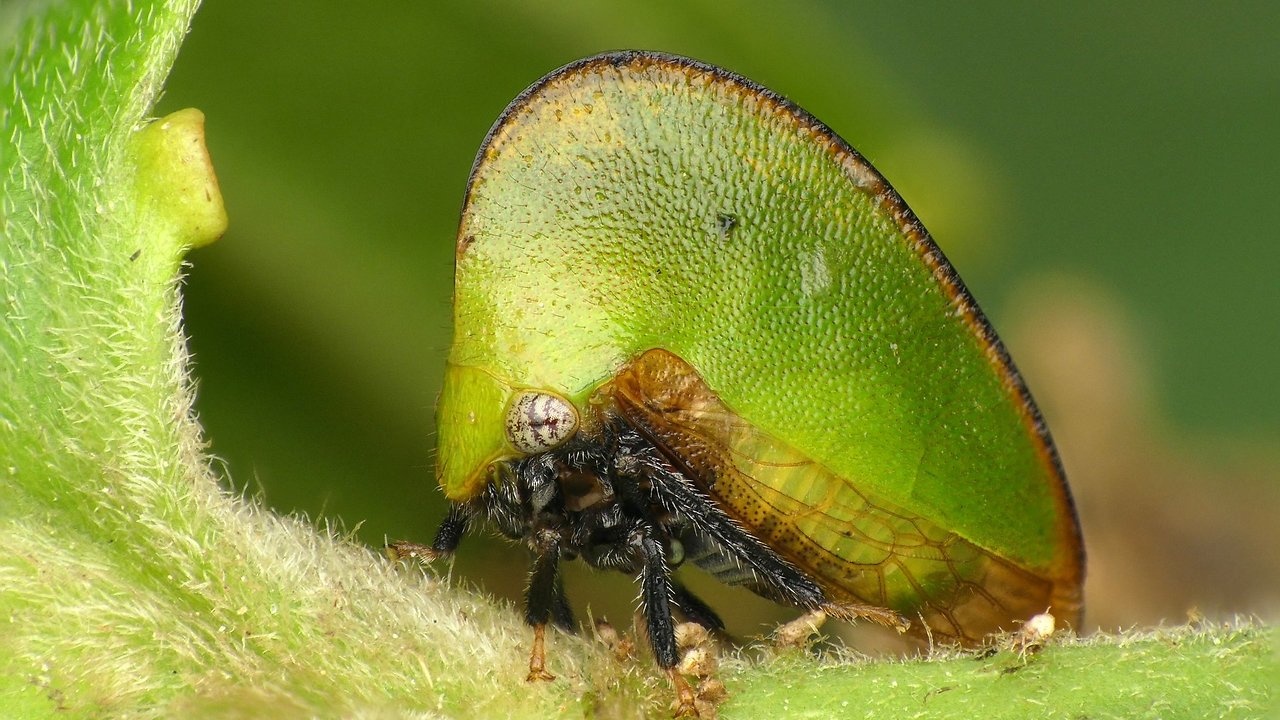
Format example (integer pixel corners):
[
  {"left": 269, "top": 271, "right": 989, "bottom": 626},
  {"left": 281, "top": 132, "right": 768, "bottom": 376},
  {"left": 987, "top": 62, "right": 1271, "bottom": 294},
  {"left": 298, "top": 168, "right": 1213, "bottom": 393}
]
[
  {"left": 385, "top": 503, "right": 470, "bottom": 563},
  {"left": 671, "top": 582, "right": 725, "bottom": 632},
  {"left": 620, "top": 431, "right": 909, "bottom": 633}
]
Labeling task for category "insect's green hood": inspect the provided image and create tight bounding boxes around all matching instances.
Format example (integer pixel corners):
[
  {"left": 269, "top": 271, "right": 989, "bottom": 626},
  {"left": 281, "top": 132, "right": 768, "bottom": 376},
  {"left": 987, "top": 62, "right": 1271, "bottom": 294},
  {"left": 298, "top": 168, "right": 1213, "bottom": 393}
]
[{"left": 436, "top": 52, "right": 1082, "bottom": 606}]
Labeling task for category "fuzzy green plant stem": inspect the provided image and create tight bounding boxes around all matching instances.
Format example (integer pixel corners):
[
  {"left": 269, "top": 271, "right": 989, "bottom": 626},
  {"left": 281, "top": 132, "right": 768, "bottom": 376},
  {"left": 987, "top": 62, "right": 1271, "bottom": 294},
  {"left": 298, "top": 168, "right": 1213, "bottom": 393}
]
[
  {"left": 724, "top": 623, "right": 1274, "bottom": 719},
  {"left": 0, "top": 1, "right": 638, "bottom": 717},
  {"left": 1, "top": 2, "right": 1275, "bottom": 719}
]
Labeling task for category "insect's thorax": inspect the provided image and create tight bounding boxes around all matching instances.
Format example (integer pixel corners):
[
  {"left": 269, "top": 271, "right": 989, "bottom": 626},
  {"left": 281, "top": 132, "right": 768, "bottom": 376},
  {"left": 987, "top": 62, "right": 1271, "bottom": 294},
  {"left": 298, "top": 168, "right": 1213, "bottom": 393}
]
[
  {"left": 470, "top": 416, "right": 752, "bottom": 592},
  {"left": 475, "top": 422, "right": 663, "bottom": 572}
]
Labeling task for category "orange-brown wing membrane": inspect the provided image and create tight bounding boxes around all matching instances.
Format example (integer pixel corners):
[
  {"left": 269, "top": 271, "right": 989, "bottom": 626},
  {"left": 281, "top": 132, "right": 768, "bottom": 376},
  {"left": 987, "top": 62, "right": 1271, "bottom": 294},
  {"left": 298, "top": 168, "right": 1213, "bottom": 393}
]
[{"left": 604, "top": 348, "right": 1074, "bottom": 645}]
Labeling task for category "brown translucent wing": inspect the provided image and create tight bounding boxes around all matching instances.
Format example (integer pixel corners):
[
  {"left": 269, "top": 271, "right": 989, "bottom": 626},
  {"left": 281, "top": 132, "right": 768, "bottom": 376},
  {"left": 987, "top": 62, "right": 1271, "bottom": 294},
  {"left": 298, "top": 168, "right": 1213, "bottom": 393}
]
[{"left": 604, "top": 348, "right": 1068, "bottom": 646}]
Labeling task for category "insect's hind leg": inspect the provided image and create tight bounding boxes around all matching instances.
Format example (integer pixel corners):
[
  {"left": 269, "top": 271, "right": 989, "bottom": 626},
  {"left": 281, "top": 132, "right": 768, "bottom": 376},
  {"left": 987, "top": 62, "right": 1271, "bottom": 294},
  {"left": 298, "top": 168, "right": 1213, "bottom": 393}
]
[
  {"left": 618, "top": 425, "right": 909, "bottom": 634},
  {"left": 672, "top": 581, "right": 725, "bottom": 632}
]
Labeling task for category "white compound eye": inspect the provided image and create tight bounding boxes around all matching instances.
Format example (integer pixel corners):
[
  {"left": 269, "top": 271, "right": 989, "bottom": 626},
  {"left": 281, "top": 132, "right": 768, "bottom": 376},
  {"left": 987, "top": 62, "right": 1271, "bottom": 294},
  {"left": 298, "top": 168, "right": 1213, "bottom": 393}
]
[{"left": 504, "top": 390, "right": 579, "bottom": 454}]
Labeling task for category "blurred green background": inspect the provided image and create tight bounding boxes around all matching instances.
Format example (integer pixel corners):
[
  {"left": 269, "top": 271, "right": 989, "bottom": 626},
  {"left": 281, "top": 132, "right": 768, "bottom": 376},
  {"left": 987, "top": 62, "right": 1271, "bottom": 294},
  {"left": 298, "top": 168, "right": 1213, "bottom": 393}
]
[{"left": 157, "top": 2, "right": 1279, "bottom": 643}]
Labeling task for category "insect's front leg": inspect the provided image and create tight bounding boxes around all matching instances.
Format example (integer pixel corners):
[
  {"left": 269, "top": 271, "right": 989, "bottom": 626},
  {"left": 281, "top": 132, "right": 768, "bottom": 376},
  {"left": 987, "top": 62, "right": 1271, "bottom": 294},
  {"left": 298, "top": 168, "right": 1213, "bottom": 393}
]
[{"left": 386, "top": 503, "right": 471, "bottom": 562}]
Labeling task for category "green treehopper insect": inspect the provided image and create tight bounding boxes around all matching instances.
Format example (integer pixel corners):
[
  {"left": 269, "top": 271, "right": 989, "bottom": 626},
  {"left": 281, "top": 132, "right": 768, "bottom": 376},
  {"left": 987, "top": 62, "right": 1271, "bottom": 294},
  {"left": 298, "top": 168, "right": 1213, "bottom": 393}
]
[{"left": 397, "top": 50, "right": 1084, "bottom": 710}]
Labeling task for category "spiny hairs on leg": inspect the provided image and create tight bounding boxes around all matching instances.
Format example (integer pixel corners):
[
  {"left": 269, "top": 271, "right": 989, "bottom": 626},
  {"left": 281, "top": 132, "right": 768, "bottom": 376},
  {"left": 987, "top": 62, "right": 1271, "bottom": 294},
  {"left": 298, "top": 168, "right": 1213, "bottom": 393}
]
[{"left": 613, "top": 423, "right": 909, "bottom": 634}]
